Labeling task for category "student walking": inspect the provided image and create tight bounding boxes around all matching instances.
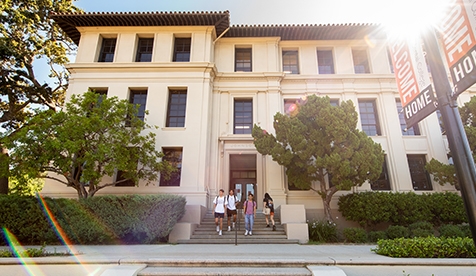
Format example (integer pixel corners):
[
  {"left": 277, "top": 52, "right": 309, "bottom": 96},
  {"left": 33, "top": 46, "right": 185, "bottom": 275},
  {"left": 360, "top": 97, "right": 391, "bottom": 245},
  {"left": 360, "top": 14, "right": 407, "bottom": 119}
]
[
  {"left": 243, "top": 193, "right": 256, "bottom": 236},
  {"left": 226, "top": 189, "right": 238, "bottom": 231},
  {"left": 213, "top": 189, "right": 227, "bottom": 236},
  {"left": 263, "top": 193, "right": 276, "bottom": 231}
]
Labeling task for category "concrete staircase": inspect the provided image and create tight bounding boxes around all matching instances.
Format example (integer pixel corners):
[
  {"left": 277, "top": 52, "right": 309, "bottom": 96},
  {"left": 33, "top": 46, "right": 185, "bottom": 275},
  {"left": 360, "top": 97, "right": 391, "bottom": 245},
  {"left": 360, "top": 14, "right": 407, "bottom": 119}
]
[{"left": 177, "top": 211, "right": 299, "bottom": 244}]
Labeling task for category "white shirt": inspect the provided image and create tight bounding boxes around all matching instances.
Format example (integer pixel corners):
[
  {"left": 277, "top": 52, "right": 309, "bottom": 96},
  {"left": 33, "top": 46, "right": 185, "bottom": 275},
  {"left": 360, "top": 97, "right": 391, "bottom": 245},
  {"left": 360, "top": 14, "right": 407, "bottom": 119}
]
[
  {"left": 213, "top": 196, "right": 227, "bottom": 213},
  {"left": 226, "top": 195, "right": 237, "bottom": 210}
]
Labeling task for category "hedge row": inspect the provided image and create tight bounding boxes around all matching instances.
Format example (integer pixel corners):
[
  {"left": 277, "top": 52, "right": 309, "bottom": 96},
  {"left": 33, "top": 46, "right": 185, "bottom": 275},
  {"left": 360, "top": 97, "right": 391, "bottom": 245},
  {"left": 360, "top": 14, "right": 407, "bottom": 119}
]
[
  {"left": 338, "top": 192, "right": 467, "bottom": 227},
  {"left": 373, "top": 237, "right": 476, "bottom": 258},
  {"left": 0, "top": 194, "right": 186, "bottom": 245}
]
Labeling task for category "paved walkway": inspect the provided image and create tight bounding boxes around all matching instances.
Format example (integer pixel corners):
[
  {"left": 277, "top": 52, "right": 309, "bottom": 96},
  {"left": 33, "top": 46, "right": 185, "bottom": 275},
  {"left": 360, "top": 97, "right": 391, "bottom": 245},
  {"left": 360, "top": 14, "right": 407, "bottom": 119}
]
[{"left": 0, "top": 244, "right": 475, "bottom": 275}]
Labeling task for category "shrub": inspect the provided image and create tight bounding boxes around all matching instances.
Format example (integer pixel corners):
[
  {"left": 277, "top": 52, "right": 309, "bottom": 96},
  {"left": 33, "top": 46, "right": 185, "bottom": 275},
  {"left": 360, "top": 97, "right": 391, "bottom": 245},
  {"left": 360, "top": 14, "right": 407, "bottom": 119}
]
[
  {"left": 390, "top": 193, "right": 432, "bottom": 226},
  {"left": 428, "top": 192, "right": 467, "bottom": 226},
  {"left": 368, "top": 231, "right": 387, "bottom": 242},
  {"left": 372, "top": 237, "right": 476, "bottom": 258},
  {"left": 343, "top": 227, "right": 368, "bottom": 243},
  {"left": 338, "top": 192, "right": 394, "bottom": 228},
  {"left": 408, "top": 221, "right": 434, "bottom": 238},
  {"left": 459, "top": 223, "right": 473, "bottom": 238},
  {"left": 439, "top": 224, "right": 465, "bottom": 238},
  {"left": 307, "top": 220, "right": 338, "bottom": 243},
  {"left": 386, "top": 225, "right": 409, "bottom": 239}
]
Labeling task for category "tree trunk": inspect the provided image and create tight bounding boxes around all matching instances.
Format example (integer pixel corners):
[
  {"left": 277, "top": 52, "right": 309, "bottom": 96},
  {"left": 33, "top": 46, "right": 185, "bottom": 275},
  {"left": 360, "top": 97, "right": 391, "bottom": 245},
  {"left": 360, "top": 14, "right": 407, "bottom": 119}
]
[
  {"left": 0, "top": 147, "right": 9, "bottom": 194},
  {"left": 323, "top": 196, "right": 333, "bottom": 222}
]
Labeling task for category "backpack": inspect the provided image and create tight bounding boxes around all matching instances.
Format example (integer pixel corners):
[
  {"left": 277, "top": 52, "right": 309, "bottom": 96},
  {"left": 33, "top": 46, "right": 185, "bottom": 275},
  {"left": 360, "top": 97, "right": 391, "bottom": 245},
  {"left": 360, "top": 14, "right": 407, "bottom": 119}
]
[
  {"left": 227, "top": 195, "right": 237, "bottom": 203},
  {"left": 244, "top": 200, "right": 256, "bottom": 211}
]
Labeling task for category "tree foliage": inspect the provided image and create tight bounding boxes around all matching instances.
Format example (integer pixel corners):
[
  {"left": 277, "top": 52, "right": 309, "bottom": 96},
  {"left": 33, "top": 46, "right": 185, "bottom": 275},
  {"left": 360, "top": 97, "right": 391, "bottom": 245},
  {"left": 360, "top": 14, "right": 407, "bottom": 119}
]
[
  {"left": 426, "top": 95, "right": 476, "bottom": 187},
  {"left": 8, "top": 175, "right": 44, "bottom": 196},
  {"left": 252, "top": 95, "right": 384, "bottom": 221},
  {"left": 1, "top": 92, "right": 175, "bottom": 198}
]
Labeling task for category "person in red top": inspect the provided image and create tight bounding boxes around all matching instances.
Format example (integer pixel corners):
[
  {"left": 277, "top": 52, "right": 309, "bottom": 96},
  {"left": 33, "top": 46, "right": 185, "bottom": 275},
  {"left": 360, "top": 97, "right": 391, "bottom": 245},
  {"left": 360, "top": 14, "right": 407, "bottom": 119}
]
[{"left": 243, "top": 193, "right": 256, "bottom": 236}]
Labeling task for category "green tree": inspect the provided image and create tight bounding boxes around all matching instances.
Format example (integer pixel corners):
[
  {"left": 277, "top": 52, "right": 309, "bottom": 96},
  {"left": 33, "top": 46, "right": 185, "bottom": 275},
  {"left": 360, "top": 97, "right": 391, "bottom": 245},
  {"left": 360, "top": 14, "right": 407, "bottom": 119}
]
[
  {"left": 8, "top": 175, "right": 44, "bottom": 196},
  {"left": 0, "top": 0, "right": 79, "bottom": 193},
  {"left": 426, "top": 96, "right": 476, "bottom": 188},
  {"left": 1, "top": 92, "right": 175, "bottom": 198},
  {"left": 252, "top": 95, "right": 384, "bottom": 221}
]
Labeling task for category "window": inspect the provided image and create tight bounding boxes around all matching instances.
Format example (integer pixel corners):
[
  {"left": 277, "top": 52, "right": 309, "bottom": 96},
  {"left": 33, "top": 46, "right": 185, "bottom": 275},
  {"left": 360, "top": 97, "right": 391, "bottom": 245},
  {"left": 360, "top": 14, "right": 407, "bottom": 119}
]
[
  {"left": 173, "top": 37, "right": 191, "bottom": 62},
  {"left": 166, "top": 90, "right": 187, "bottom": 127},
  {"left": 235, "top": 48, "right": 252, "bottom": 72},
  {"left": 330, "top": 99, "right": 339, "bottom": 106},
  {"left": 317, "top": 49, "right": 335, "bottom": 74},
  {"left": 98, "top": 38, "right": 116, "bottom": 62},
  {"left": 115, "top": 148, "right": 138, "bottom": 187},
  {"left": 160, "top": 148, "right": 183, "bottom": 186},
  {"left": 234, "top": 99, "right": 253, "bottom": 134},
  {"left": 358, "top": 100, "right": 381, "bottom": 136},
  {"left": 136, "top": 38, "right": 154, "bottom": 62},
  {"left": 129, "top": 90, "right": 147, "bottom": 122},
  {"left": 436, "top": 110, "right": 446, "bottom": 134},
  {"left": 284, "top": 99, "right": 299, "bottom": 116},
  {"left": 371, "top": 158, "right": 391, "bottom": 190},
  {"left": 282, "top": 50, "right": 299, "bottom": 74},
  {"left": 396, "top": 99, "right": 420, "bottom": 135},
  {"left": 387, "top": 48, "right": 395, "bottom": 74},
  {"left": 89, "top": 88, "right": 108, "bottom": 105},
  {"left": 352, "top": 49, "right": 370, "bottom": 74},
  {"left": 407, "top": 155, "right": 432, "bottom": 191}
]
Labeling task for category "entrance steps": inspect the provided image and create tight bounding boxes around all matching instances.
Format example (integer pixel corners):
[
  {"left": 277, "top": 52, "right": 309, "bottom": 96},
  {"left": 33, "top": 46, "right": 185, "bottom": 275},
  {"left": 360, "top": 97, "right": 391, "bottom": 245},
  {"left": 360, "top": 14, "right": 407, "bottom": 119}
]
[{"left": 176, "top": 212, "right": 299, "bottom": 244}]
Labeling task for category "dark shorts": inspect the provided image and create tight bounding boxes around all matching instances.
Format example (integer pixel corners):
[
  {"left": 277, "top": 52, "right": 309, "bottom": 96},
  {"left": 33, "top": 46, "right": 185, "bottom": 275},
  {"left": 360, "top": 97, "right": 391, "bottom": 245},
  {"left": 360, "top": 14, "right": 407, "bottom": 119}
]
[
  {"left": 270, "top": 211, "right": 275, "bottom": 216},
  {"left": 227, "top": 208, "right": 237, "bottom": 216},
  {"left": 214, "top": 212, "right": 225, "bottom": 219}
]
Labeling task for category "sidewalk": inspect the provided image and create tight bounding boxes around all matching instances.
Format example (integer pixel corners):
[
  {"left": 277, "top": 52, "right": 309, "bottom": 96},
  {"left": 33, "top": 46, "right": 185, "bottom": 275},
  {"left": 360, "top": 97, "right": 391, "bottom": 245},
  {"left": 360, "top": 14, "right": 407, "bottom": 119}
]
[{"left": 1, "top": 244, "right": 475, "bottom": 275}]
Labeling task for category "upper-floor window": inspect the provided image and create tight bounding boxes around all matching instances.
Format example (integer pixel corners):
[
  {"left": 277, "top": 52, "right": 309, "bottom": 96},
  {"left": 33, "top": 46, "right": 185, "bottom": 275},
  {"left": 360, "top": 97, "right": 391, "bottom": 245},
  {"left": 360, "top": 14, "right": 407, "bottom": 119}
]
[
  {"left": 330, "top": 99, "right": 339, "bottom": 106},
  {"left": 284, "top": 99, "right": 299, "bottom": 116},
  {"left": 129, "top": 90, "right": 148, "bottom": 122},
  {"left": 160, "top": 148, "right": 183, "bottom": 187},
  {"left": 98, "top": 38, "right": 117, "bottom": 62},
  {"left": 234, "top": 99, "right": 253, "bottom": 134},
  {"left": 371, "top": 157, "right": 391, "bottom": 190},
  {"left": 387, "top": 48, "right": 395, "bottom": 74},
  {"left": 235, "top": 47, "right": 252, "bottom": 72},
  {"left": 89, "top": 88, "right": 108, "bottom": 106},
  {"left": 358, "top": 99, "right": 381, "bottom": 136},
  {"left": 173, "top": 37, "right": 191, "bottom": 62},
  {"left": 436, "top": 110, "right": 446, "bottom": 135},
  {"left": 282, "top": 50, "right": 299, "bottom": 74},
  {"left": 317, "top": 49, "right": 335, "bottom": 74},
  {"left": 396, "top": 99, "right": 420, "bottom": 135},
  {"left": 115, "top": 147, "right": 138, "bottom": 187},
  {"left": 352, "top": 48, "right": 370, "bottom": 74},
  {"left": 136, "top": 38, "right": 154, "bottom": 62},
  {"left": 407, "top": 154, "right": 433, "bottom": 191},
  {"left": 166, "top": 89, "right": 187, "bottom": 127}
]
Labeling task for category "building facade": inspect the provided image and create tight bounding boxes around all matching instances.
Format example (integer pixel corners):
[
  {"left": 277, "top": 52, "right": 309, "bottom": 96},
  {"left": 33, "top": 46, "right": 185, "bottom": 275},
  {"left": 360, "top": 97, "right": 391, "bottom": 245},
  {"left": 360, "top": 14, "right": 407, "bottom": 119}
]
[{"left": 44, "top": 11, "right": 471, "bottom": 216}]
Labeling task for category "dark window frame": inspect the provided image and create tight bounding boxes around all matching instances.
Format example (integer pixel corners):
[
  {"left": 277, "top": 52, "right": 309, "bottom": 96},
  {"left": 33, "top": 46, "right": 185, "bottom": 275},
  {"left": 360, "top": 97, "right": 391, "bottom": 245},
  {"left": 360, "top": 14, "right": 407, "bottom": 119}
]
[
  {"left": 166, "top": 90, "right": 187, "bottom": 127},
  {"left": 358, "top": 99, "right": 381, "bottom": 136},
  {"left": 282, "top": 50, "right": 299, "bottom": 74},
  {"left": 98, "top": 38, "right": 117, "bottom": 62},
  {"left": 235, "top": 48, "right": 252, "bottom": 72},
  {"left": 234, "top": 98, "right": 253, "bottom": 134},
  {"left": 407, "top": 154, "right": 433, "bottom": 191},
  {"left": 371, "top": 157, "right": 391, "bottom": 190},
  {"left": 396, "top": 99, "right": 421, "bottom": 135},
  {"left": 352, "top": 48, "right": 370, "bottom": 74},
  {"left": 135, "top": 38, "right": 154, "bottom": 62},
  {"left": 129, "top": 90, "right": 148, "bottom": 122},
  {"left": 317, "top": 49, "right": 335, "bottom": 74},
  {"left": 173, "top": 37, "right": 191, "bottom": 62},
  {"left": 159, "top": 148, "right": 183, "bottom": 187}
]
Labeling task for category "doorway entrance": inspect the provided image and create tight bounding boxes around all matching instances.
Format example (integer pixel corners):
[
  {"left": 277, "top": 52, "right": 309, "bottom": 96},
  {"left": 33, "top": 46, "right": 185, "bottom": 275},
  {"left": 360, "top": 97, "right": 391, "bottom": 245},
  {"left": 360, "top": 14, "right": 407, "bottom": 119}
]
[{"left": 229, "top": 154, "right": 257, "bottom": 205}]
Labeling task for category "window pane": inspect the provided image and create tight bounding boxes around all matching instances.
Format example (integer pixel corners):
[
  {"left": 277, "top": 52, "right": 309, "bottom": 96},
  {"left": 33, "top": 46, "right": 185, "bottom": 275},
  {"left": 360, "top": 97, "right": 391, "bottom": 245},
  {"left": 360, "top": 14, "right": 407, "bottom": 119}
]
[
  {"left": 371, "top": 158, "right": 391, "bottom": 190},
  {"left": 173, "top": 38, "right": 191, "bottom": 62},
  {"left": 234, "top": 99, "right": 253, "bottom": 134},
  {"left": 129, "top": 90, "right": 147, "bottom": 122},
  {"left": 396, "top": 99, "right": 420, "bottom": 135},
  {"left": 317, "top": 50, "right": 334, "bottom": 74},
  {"left": 160, "top": 148, "right": 183, "bottom": 186},
  {"left": 352, "top": 49, "right": 370, "bottom": 74},
  {"left": 235, "top": 48, "right": 252, "bottom": 72},
  {"left": 136, "top": 38, "right": 154, "bottom": 62},
  {"left": 407, "top": 155, "right": 433, "bottom": 191},
  {"left": 282, "top": 50, "right": 299, "bottom": 74},
  {"left": 167, "top": 90, "right": 187, "bottom": 127},
  {"left": 358, "top": 100, "right": 381, "bottom": 136},
  {"left": 98, "top": 38, "right": 116, "bottom": 62}
]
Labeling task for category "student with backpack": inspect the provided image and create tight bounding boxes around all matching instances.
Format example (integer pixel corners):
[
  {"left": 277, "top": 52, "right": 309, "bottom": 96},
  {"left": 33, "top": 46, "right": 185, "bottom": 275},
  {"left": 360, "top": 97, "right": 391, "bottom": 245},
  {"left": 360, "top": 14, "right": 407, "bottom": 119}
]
[
  {"left": 226, "top": 189, "right": 238, "bottom": 231},
  {"left": 243, "top": 193, "right": 256, "bottom": 236},
  {"left": 263, "top": 193, "right": 276, "bottom": 231},
  {"left": 213, "top": 189, "right": 227, "bottom": 236}
]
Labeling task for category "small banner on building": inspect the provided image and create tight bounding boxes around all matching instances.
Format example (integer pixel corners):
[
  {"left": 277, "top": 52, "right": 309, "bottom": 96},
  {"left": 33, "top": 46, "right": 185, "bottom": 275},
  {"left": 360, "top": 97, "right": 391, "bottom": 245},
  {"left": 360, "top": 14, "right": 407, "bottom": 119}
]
[
  {"left": 440, "top": 0, "right": 476, "bottom": 97},
  {"left": 388, "top": 38, "right": 438, "bottom": 128}
]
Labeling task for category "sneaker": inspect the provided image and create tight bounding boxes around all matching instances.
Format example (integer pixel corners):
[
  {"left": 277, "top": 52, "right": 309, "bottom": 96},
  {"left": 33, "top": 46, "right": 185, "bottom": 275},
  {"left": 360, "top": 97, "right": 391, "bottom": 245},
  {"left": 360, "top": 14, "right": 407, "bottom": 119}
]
[
  {"left": 219, "top": 230, "right": 222, "bottom": 236},
  {"left": 249, "top": 231, "right": 252, "bottom": 236},
  {"left": 216, "top": 226, "right": 219, "bottom": 232},
  {"left": 244, "top": 230, "right": 248, "bottom": 236},
  {"left": 228, "top": 226, "right": 231, "bottom": 232},
  {"left": 266, "top": 224, "right": 270, "bottom": 228},
  {"left": 272, "top": 225, "right": 276, "bottom": 231}
]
